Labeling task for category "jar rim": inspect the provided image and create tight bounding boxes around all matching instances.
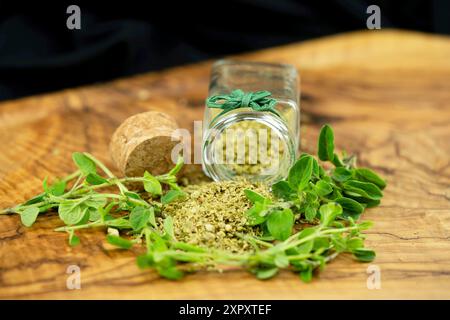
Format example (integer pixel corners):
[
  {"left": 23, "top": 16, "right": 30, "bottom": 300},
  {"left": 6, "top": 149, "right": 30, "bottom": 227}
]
[{"left": 202, "top": 111, "right": 296, "bottom": 184}]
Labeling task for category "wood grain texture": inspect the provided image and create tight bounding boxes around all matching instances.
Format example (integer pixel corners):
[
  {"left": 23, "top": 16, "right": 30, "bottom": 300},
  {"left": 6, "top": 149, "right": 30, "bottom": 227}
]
[{"left": 0, "top": 30, "right": 449, "bottom": 299}]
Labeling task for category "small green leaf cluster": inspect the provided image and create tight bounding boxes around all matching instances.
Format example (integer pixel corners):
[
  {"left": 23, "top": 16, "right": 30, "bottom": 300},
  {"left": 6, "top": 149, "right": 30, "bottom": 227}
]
[
  {"left": 3, "top": 152, "right": 185, "bottom": 246},
  {"left": 240, "top": 124, "right": 385, "bottom": 280},
  {"left": 256, "top": 124, "right": 386, "bottom": 224}
]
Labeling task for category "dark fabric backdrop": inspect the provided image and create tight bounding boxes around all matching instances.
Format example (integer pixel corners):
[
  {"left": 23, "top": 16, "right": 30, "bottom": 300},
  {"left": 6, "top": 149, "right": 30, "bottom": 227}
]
[{"left": 0, "top": 0, "right": 448, "bottom": 101}]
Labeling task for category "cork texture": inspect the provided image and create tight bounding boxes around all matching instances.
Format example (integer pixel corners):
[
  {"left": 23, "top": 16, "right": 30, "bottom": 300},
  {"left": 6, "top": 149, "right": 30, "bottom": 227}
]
[{"left": 110, "top": 111, "right": 181, "bottom": 177}]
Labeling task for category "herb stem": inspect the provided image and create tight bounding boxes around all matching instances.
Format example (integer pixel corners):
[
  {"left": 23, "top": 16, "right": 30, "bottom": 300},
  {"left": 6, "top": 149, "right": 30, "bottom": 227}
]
[
  {"left": 62, "top": 170, "right": 82, "bottom": 183},
  {"left": 67, "top": 174, "right": 84, "bottom": 194},
  {"left": 274, "top": 224, "right": 361, "bottom": 252},
  {"left": 0, "top": 170, "right": 83, "bottom": 215},
  {"left": 55, "top": 220, "right": 103, "bottom": 232},
  {"left": 287, "top": 253, "right": 313, "bottom": 261},
  {"left": 144, "top": 228, "right": 152, "bottom": 254},
  {"left": 89, "top": 193, "right": 150, "bottom": 207},
  {"left": 0, "top": 208, "right": 15, "bottom": 215},
  {"left": 238, "top": 234, "right": 273, "bottom": 248},
  {"left": 83, "top": 152, "right": 129, "bottom": 194}
]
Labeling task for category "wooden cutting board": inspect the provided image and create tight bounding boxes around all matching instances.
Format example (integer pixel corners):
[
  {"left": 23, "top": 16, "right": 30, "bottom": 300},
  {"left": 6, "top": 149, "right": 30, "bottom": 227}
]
[{"left": 0, "top": 30, "right": 449, "bottom": 299}]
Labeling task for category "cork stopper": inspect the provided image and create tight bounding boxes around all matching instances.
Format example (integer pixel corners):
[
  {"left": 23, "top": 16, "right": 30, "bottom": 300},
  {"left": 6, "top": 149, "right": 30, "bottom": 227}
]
[{"left": 110, "top": 111, "right": 180, "bottom": 177}]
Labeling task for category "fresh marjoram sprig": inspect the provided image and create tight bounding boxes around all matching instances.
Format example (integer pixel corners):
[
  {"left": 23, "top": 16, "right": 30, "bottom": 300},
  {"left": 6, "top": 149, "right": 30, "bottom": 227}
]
[
  {"left": 0, "top": 152, "right": 185, "bottom": 246},
  {"left": 1, "top": 124, "right": 385, "bottom": 282},
  {"left": 244, "top": 124, "right": 386, "bottom": 237},
  {"left": 234, "top": 124, "right": 386, "bottom": 280}
]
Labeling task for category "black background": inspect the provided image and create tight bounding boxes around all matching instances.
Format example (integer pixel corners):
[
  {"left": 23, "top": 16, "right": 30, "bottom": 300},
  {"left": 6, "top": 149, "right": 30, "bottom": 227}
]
[
  {"left": 0, "top": 0, "right": 448, "bottom": 101},
  {"left": 0, "top": 300, "right": 448, "bottom": 317}
]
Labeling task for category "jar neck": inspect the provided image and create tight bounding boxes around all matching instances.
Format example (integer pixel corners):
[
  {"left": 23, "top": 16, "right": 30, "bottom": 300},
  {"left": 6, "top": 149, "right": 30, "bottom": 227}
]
[{"left": 202, "top": 111, "right": 296, "bottom": 184}]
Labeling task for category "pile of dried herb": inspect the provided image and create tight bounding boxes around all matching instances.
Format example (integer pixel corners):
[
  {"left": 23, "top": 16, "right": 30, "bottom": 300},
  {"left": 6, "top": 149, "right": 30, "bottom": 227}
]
[
  {"left": 1, "top": 124, "right": 386, "bottom": 282},
  {"left": 162, "top": 180, "right": 270, "bottom": 253}
]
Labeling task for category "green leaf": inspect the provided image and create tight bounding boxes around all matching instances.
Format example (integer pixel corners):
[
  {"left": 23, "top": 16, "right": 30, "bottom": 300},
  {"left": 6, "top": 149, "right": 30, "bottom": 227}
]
[
  {"left": 312, "top": 255, "right": 326, "bottom": 271},
  {"left": 358, "top": 220, "right": 374, "bottom": 230},
  {"left": 331, "top": 153, "right": 344, "bottom": 167},
  {"left": 288, "top": 155, "right": 314, "bottom": 190},
  {"left": 256, "top": 267, "right": 279, "bottom": 280},
  {"left": 168, "top": 155, "right": 184, "bottom": 176},
  {"left": 48, "top": 180, "right": 66, "bottom": 196},
  {"left": 347, "top": 238, "right": 364, "bottom": 250},
  {"left": 76, "top": 208, "right": 90, "bottom": 225},
  {"left": 318, "top": 124, "right": 334, "bottom": 161},
  {"left": 331, "top": 234, "right": 347, "bottom": 252},
  {"left": 58, "top": 200, "right": 86, "bottom": 225},
  {"left": 136, "top": 254, "right": 154, "bottom": 269},
  {"left": 319, "top": 203, "right": 343, "bottom": 226},
  {"left": 150, "top": 232, "right": 169, "bottom": 253},
  {"left": 298, "top": 227, "right": 316, "bottom": 240},
  {"left": 304, "top": 190, "right": 318, "bottom": 203},
  {"left": 299, "top": 153, "right": 320, "bottom": 177},
  {"left": 310, "top": 156, "right": 320, "bottom": 177},
  {"left": 24, "top": 194, "right": 45, "bottom": 206},
  {"left": 318, "top": 165, "right": 326, "bottom": 178},
  {"left": 42, "top": 177, "right": 49, "bottom": 193},
  {"left": 72, "top": 152, "right": 96, "bottom": 176},
  {"left": 315, "top": 180, "right": 333, "bottom": 196},
  {"left": 84, "top": 197, "right": 107, "bottom": 209},
  {"left": 157, "top": 266, "right": 184, "bottom": 280},
  {"left": 352, "top": 248, "right": 376, "bottom": 262},
  {"left": 334, "top": 197, "right": 364, "bottom": 220},
  {"left": 161, "top": 190, "right": 185, "bottom": 205},
  {"left": 124, "top": 191, "right": 144, "bottom": 209},
  {"left": 20, "top": 207, "right": 40, "bottom": 227},
  {"left": 129, "top": 206, "right": 151, "bottom": 231},
  {"left": 143, "top": 171, "right": 162, "bottom": 196},
  {"left": 300, "top": 265, "right": 313, "bottom": 283},
  {"left": 271, "top": 181, "right": 294, "bottom": 200},
  {"left": 86, "top": 173, "right": 108, "bottom": 185},
  {"left": 296, "top": 240, "right": 314, "bottom": 254},
  {"left": 163, "top": 216, "right": 175, "bottom": 239},
  {"left": 332, "top": 167, "right": 352, "bottom": 182},
  {"left": 106, "top": 235, "right": 133, "bottom": 249},
  {"left": 353, "top": 197, "right": 381, "bottom": 208},
  {"left": 274, "top": 253, "right": 290, "bottom": 268},
  {"left": 328, "top": 188, "right": 343, "bottom": 200},
  {"left": 266, "top": 208, "right": 294, "bottom": 241},
  {"left": 354, "top": 168, "right": 386, "bottom": 189},
  {"left": 69, "top": 232, "right": 80, "bottom": 247},
  {"left": 148, "top": 207, "right": 156, "bottom": 227},
  {"left": 124, "top": 191, "right": 141, "bottom": 200},
  {"left": 305, "top": 206, "right": 317, "bottom": 222},
  {"left": 364, "top": 199, "right": 381, "bottom": 208},
  {"left": 105, "top": 217, "right": 132, "bottom": 229},
  {"left": 313, "top": 237, "right": 330, "bottom": 250},
  {"left": 88, "top": 208, "right": 101, "bottom": 222},
  {"left": 343, "top": 180, "right": 383, "bottom": 200},
  {"left": 244, "top": 189, "right": 267, "bottom": 204},
  {"left": 245, "top": 202, "right": 267, "bottom": 226}
]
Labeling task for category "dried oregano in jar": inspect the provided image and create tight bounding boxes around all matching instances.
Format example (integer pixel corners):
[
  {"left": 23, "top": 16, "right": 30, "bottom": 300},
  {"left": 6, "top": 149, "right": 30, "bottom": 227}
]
[
  {"left": 213, "top": 120, "right": 285, "bottom": 176},
  {"left": 202, "top": 60, "right": 300, "bottom": 184}
]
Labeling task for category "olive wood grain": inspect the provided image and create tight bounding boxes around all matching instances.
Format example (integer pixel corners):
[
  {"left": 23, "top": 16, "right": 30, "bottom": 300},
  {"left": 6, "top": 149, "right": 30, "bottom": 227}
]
[{"left": 0, "top": 30, "right": 449, "bottom": 299}]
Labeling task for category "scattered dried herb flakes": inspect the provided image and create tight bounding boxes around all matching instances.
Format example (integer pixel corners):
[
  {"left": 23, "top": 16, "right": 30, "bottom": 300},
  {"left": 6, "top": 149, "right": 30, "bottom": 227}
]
[{"left": 162, "top": 180, "right": 270, "bottom": 253}]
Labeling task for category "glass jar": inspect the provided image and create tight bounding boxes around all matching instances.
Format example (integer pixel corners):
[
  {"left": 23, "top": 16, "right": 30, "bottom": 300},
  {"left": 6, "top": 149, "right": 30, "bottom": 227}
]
[{"left": 202, "top": 60, "right": 300, "bottom": 184}]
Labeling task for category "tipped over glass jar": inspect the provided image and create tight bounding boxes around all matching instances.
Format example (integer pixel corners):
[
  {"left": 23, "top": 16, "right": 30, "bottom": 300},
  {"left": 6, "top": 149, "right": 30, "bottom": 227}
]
[{"left": 202, "top": 60, "right": 300, "bottom": 184}]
